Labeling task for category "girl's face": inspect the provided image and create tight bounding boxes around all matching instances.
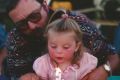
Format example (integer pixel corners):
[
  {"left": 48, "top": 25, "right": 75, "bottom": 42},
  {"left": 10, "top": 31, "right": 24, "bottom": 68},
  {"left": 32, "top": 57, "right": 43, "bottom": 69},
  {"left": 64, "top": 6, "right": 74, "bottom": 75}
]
[{"left": 48, "top": 30, "right": 80, "bottom": 65}]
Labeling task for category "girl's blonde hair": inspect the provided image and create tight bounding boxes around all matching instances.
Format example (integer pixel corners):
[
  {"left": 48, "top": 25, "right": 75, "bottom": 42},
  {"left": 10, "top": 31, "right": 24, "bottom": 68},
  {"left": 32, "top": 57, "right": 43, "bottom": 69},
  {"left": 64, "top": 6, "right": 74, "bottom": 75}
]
[{"left": 45, "top": 9, "right": 84, "bottom": 66}]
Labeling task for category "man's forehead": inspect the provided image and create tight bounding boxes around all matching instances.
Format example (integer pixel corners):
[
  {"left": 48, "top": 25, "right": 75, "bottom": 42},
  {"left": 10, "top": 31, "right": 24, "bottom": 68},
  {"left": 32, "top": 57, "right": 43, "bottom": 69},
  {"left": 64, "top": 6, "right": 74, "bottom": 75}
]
[{"left": 9, "top": 0, "right": 41, "bottom": 22}]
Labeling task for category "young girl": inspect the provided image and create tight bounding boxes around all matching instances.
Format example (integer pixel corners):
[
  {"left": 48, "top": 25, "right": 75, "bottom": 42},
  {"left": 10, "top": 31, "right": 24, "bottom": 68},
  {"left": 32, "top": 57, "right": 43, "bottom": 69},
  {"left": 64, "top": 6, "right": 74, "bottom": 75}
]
[{"left": 33, "top": 15, "right": 98, "bottom": 80}]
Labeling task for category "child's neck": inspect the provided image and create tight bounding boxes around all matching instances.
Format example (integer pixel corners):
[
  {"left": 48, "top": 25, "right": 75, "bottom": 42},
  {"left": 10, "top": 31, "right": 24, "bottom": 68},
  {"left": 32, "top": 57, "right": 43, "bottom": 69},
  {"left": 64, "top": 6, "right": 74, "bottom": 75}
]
[
  {"left": 51, "top": 58, "right": 72, "bottom": 72},
  {"left": 56, "top": 62, "right": 71, "bottom": 72}
]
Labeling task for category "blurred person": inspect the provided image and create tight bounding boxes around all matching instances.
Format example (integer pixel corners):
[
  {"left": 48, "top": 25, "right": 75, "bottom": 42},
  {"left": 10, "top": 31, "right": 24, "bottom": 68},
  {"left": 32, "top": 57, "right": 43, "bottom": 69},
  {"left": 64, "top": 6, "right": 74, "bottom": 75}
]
[
  {"left": 113, "top": 23, "right": 120, "bottom": 54},
  {"left": 113, "top": 23, "right": 120, "bottom": 75},
  {"left": 0, "top": 25, "right": 8, "bottom": 80}
]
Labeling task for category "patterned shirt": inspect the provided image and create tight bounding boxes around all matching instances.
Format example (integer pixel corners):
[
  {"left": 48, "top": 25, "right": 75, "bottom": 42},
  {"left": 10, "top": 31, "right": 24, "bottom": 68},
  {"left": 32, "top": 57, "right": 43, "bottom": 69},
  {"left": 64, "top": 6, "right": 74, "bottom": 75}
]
[{"left": 6, "top": 28, "right": 46, "bottom": 77}]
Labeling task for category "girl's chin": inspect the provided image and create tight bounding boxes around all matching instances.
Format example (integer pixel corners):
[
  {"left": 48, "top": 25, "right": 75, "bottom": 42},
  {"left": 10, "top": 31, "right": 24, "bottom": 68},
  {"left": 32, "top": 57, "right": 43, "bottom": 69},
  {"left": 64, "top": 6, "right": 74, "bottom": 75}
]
[{"left": 55, "top": 57, "right": 64, "bottom": 63}]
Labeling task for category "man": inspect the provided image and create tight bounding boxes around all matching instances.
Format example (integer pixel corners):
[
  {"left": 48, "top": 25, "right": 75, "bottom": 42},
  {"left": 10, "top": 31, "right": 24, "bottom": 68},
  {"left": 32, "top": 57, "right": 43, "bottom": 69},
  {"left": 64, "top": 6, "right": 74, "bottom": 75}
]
[
  {"left": 4, "top": 0, "right": 48, "bottom": 79},
  {"left": 3, "top": 0, "right": 119, "bottom": 80}
]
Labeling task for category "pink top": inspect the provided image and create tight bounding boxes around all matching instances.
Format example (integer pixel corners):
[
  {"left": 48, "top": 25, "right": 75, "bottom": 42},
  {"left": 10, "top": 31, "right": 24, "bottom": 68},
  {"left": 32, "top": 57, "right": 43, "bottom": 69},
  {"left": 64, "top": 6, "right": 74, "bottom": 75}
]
[{"left": 33, "top": 52, "right": 98, "bottom": 80}]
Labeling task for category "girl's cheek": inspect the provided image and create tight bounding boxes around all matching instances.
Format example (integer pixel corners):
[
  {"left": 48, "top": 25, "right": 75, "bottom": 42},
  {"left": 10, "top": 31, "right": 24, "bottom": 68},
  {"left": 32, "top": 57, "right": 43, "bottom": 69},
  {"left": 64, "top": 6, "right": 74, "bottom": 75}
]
[
  {"left": 48, "top": 47, "right": 55, "bottom": 54},
  {"left": 64, "top": 48, "right": 75, "bottom": 54}
]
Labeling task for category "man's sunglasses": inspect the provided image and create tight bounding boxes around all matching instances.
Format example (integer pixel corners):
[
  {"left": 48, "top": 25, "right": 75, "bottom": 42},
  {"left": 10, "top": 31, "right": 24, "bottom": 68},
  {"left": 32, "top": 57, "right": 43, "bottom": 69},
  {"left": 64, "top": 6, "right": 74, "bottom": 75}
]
[{"left": 15, "top": 1, "right": 48, "bottom": 28}]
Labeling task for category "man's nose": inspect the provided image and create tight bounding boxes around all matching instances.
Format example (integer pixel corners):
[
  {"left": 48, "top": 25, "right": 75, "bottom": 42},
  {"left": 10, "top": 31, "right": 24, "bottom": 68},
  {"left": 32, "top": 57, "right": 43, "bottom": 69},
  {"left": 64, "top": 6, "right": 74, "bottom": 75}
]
[{"left": 28, "top": 21, "right": 37, "bottom": 30}]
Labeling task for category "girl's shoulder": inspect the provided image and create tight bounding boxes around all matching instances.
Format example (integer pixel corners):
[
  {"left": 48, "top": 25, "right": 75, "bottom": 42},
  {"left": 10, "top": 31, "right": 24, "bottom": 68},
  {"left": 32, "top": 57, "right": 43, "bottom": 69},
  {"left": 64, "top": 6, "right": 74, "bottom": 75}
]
[
  {"left": 33, "top": 54, "right": 51, "bottom": 78},
  {"left": 80, "top": 52, "right": 98, "bottom": 66},
  {"left": 33, "top": 54, "right": 50, "bottom": 76},
  {"left": 76, "top": 52, "right": 98, "bottom": 80},
  {"left": 33, "top": 54, "right": 49, "bottom": 65}
]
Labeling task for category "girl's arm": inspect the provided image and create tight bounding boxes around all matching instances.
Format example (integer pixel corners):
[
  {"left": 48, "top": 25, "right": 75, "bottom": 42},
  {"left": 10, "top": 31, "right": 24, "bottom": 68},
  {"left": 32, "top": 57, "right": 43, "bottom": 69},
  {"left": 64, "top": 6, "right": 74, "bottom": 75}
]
[
  {"left": 19, "top": 73, "right": 40, "bottom": 80},
  {"left": 19, "top": 73, "right": 47, "bottom": 80}
]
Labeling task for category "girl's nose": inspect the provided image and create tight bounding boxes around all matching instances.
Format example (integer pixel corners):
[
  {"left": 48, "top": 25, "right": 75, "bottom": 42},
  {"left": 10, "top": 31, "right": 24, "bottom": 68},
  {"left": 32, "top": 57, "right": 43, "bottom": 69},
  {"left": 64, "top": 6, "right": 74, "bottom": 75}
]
[{"left": 56, "top": 48, "right": 62, "bottom": 54}]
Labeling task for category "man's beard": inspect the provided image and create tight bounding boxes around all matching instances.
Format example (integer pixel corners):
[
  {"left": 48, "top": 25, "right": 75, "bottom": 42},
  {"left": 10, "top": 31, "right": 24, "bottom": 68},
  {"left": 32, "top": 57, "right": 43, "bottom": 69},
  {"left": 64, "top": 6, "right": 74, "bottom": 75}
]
[
  {"left": 21, "top": 27, "right": 45, "bottom": 41},
  {"left": 19, "top": 18, "right": 49, "bottom": 41}
]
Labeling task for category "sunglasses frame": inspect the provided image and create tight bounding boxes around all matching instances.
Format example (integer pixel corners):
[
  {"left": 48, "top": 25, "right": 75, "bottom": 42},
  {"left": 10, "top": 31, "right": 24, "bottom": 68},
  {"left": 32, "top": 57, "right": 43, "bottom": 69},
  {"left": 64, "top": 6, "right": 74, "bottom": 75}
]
[{"left": 15, "top": 1, "right": 48, "bottom": 28}]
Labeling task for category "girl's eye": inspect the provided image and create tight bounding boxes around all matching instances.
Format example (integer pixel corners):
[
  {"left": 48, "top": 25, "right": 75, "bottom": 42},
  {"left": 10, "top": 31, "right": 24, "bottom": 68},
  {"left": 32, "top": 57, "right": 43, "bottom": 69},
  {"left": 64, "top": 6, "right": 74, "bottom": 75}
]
[
  {"left": 63, "top": 46, "right": 70, "bottom": 49},
  {"left": 51, "top": 45, "right": 57, "bottom": 48}
]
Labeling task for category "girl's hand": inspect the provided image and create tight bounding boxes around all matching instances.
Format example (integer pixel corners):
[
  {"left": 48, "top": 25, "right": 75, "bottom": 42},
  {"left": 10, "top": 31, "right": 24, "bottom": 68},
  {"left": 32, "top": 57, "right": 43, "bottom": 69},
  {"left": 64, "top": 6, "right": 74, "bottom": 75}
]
[{"left": 19, "top": 73, "right": 40, "bottom": 80}]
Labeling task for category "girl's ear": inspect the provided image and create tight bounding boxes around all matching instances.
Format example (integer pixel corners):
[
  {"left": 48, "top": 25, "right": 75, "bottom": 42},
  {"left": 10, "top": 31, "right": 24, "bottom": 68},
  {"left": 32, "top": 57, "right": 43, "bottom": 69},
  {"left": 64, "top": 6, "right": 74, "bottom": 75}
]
[{"left": 75, "top": 42, "right": 81, "bottom": 52}]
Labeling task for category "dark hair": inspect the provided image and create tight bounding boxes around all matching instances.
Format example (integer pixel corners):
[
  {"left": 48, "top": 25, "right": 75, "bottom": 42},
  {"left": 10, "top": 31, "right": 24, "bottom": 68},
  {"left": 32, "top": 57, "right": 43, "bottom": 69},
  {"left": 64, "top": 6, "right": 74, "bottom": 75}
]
[
  {"left": 3, "top": 0, "right": 20, "bottom": 13},
  {"left": 4, "top": 0, "right": 44, "bottom": 13}
]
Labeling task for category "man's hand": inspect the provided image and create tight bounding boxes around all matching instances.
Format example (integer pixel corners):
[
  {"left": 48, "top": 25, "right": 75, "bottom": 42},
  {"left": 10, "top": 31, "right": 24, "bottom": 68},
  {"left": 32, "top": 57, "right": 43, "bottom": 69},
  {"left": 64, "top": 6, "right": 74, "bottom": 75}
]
[{"left": 81, "top": 66, "right": 109, "bottom": 80}]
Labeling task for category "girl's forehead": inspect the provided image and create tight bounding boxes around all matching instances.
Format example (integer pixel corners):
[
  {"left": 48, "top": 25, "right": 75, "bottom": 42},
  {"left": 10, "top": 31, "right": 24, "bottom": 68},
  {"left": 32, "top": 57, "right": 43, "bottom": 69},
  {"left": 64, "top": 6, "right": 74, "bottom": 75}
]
[
  {"left": 48, "top": 30, "right": 76, "bottom": 37},
  {"left": 48, "top": 31, "right": 77, "bottom": 43},
  {"left": 48, "top": 29, "right": 75, "bottom": 34}
]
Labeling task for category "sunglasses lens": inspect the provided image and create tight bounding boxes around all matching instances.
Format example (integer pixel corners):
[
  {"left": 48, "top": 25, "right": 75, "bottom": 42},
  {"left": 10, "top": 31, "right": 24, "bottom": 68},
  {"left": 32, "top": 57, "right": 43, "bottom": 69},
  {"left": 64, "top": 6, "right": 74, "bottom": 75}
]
[
  {"left": 15, "top": 5, "right": 42, "bottom": 28},
  {"left": 28, "top": 12, "right": 41, "bottom": 23},
  {"left": 16, "top": 20, "right": 28, "bottom": 29}
]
